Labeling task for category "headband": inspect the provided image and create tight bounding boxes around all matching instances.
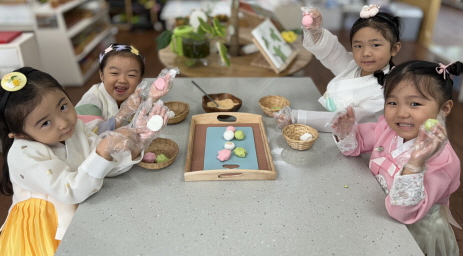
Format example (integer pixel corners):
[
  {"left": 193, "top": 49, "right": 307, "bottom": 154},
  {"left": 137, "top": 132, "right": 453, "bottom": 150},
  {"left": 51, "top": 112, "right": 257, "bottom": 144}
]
[
  {"left": 353, "top": 5, "right": 400, "bottom": 41},
  {"left": 0, "top": 69, "right": 36, "bottom": 128},
  {"left": 99, "top": 44, "right": 145, "bottom": 64},
  {"left": 436, "top": 62, "right": 454, "bottom": 80}
]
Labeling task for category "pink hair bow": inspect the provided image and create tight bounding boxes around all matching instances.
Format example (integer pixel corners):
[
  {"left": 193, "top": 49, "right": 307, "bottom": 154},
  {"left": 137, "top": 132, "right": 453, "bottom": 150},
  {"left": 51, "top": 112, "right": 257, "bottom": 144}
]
[
  {"left": 436, "top": 62, "right": 454, "bottom": 80},
  {"left": 360, "top": 5, "right": 380, "bottom": 18}
]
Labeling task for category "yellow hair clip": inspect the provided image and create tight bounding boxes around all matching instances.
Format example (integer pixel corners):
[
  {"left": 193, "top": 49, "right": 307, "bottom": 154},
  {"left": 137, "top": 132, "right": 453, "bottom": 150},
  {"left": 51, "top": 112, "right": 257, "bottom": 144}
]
[{"left": 1, "top": 72, "right": 27, "bottom": 92}]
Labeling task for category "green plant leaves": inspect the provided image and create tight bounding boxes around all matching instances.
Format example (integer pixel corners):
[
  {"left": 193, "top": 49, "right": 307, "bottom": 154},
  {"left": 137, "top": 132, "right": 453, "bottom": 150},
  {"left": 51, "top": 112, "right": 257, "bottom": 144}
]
[{"left": 155, "top": 30, "right": 173, "bottom": 50}]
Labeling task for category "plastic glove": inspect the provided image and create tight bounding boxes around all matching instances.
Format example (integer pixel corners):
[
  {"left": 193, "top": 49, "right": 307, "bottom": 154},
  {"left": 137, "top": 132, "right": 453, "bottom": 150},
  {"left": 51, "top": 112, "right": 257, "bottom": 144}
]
[
  {"left": 139, "top": 67, "right": 179, "bottom": 102},
  {"left": 301, "top": 6, "right": 324, "bottom": 47},
  {"left": 114, "top": 87, "right": 142, "bottom": 127},
  {"left": 399, "top": 117, "right": 448, "bottom": 173},
  {"left": 130, "top": 99, "right": 170, "bottom": 148},
  {"left": 96, "top": 127, "right": 142, "bottom": 160},
  {"left": 273, "top": 106, "right": 293, "bottom": 130},
  {"left": 331, "top": 105, "right": 357, "bottom": 141}
]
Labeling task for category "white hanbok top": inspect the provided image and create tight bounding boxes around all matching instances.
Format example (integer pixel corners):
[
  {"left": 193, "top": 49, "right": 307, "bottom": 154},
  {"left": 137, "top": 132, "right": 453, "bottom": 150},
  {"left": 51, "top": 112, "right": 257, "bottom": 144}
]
[
  {"left": 3, "top": 120, "right": 141, "bottom": 240},
  {"left": 298, "top": 28, "right": 388, "bottom": 132}
]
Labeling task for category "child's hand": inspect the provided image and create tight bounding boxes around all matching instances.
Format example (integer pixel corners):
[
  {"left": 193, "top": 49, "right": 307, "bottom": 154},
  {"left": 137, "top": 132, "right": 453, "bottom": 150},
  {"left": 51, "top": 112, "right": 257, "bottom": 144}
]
[
  {"left": 131, "top": 99, "right": 170, "bottom": 148},
  {"left": 96, "top": 128, "right": 141, "bottom": 160},
  {"left": 331, "top": 106, "right": 356, "bottom": 141},
  {"left": 409, "top": 121, "right": 448, "bottom": 168},
  {"left": 273, "top": 106, "right": 292, "bottom": 130},
  {"left": 301, "top": 7, "right": 323, "bottom": 30},
  {"left": 115, "top": 88, "right": 142, "bottom": 127},
  {"left": 148, "top": 74, "right": 172, "bottom": 101}
]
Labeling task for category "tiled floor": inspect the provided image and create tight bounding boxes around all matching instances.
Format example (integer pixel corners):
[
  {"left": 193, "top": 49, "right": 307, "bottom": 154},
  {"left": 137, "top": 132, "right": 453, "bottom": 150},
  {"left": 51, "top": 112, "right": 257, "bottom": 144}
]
[{"left": 1, "top": 2, "right": 463, "bottom": 253}]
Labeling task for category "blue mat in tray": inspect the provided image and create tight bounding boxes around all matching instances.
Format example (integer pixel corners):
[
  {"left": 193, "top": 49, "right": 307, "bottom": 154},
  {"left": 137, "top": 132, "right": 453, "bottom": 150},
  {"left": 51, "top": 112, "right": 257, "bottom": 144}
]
[{"left": 204, "top": 127, "right": 258, "bottom": 170}]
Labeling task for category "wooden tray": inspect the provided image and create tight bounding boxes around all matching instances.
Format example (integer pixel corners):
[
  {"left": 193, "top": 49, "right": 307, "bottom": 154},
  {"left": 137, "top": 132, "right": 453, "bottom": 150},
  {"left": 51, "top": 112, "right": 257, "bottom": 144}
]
[{"left": 184, "top": 112, "right": 276, "bottom": 181}]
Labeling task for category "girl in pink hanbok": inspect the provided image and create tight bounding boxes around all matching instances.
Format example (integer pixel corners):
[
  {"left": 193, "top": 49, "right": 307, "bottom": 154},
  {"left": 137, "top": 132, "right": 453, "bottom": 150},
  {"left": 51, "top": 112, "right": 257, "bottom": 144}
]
[{"left": 332, "top": 60, "right": 463, "bottom": 256}]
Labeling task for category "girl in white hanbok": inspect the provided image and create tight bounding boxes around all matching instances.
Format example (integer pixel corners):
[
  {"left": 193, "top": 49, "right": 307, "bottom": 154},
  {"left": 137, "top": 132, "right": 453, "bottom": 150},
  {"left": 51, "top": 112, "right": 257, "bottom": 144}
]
[
  {"left": 275, "top": 5, "right": 402, "bottom": 132},
  {"left": 0, "top": 67, "right": 169, "bottom": 255}
]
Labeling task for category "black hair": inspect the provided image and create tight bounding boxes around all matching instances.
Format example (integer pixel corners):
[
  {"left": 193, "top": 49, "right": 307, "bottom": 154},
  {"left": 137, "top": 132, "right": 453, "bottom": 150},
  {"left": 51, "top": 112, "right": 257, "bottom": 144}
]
[
  {"left": 350, "top": 12, "right": 403, "bottom": 68},
  {"left": 377, "top": 60, "right": 463, "bottom": 107},
  {"left": 99, "top": 46, "right": 145, "bottom": 77},
  {"left": 0, "top": 67, "right": 67, "bottom": 195}
]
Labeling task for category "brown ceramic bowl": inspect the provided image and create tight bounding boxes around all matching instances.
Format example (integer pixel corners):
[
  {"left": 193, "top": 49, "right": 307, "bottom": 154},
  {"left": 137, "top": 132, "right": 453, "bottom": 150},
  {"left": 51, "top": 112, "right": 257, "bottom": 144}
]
[{"left": 202, "top": 93, "right": 242, "bottom": 112}]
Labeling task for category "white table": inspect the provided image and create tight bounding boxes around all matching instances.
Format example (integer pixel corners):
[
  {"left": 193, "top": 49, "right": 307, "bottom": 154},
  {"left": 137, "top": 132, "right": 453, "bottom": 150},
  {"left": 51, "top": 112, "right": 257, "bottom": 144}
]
[{"left": 56, "top": 77, "right": 422, "bottom": 255}]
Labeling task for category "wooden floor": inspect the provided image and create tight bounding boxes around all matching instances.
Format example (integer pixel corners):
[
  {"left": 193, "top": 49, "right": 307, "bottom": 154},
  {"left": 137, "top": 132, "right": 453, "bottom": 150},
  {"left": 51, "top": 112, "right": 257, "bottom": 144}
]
[{"left": 1, "top": 3, "right": 463, "bottom": 254}]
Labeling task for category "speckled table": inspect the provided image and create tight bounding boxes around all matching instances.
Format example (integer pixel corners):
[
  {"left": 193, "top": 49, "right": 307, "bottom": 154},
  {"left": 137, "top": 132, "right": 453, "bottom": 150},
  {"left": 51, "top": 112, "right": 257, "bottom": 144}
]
[{"left": 56, "top": 78, "right": 422, "bottom": 255}]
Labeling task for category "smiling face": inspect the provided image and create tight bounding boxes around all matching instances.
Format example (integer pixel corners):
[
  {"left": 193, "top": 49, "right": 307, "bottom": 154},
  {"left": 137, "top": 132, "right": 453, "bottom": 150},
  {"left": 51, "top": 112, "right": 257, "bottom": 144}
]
[
  {"left": 351, "top": 27, "right": 401, "bottom": 76},
  {"left": 22, "top": 89, "right": 77, "bottom": 144},
  {"left": 100, "top": 55, "right": 142, "bottom": 106},
  {"left": 384, "top": 79, "right": 452, "bottom": 141}
]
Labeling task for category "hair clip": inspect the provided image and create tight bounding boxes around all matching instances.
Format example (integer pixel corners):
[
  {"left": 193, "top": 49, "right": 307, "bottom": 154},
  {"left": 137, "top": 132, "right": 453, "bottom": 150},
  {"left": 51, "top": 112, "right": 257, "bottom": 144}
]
[
  {"left": 1, "top": 72, "right": 27, "bottom": 92},
  {"left": 360, "top": 5, "right": 380, "bottom": 18},
  {"left": 436, "top": 62, "right": 454, "bottom": 80},
  {"left": 99, "top": 44, "right": 145, "bottom": 63}
]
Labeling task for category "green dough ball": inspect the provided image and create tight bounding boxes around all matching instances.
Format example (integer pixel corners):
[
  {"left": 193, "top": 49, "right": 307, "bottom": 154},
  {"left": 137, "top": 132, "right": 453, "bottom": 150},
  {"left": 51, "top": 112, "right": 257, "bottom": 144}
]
[
  {"left": 234, "top": 130, "right": 245, "bottom": 140},
  {"left": 424, "top": 119, "right": 438, "bottom": 131},
  {"left": 271, "top": 107, "right": 281, "bottom": 110},
  {"left": 233, "top": 147, "right": 247, "bottom": 157},
  {"left": 155, "top": 154, "right": 169, "bottom": 163}
]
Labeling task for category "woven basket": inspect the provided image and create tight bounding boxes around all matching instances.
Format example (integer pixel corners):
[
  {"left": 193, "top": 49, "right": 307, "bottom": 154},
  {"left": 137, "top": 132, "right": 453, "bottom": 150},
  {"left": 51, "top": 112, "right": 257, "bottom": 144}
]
[
  {"left": 258, "top": 95, "right": 290, "bottom": 117},
  {"left": 282, "top": 124, "right": 319, "bottom": 150},
  {"left": 165, "top": 101, "right": 189, "bottom": 124},
  {"left": 137, "top": 138, "right": 179, "bottom": 169}
]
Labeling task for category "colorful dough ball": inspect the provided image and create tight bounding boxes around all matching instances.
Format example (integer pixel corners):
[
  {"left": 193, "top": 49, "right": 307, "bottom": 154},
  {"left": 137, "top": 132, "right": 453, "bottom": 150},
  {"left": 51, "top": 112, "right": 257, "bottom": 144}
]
[
  {"left": 234, "top": 130, "right": 245, "bottom": 140},
  {"left": 223, "top": 130, "right": 235, "bottom": 140},
  {"left": 224, "top": 141, "right": 235, "bottom": 150},
  {"left": 155, "top": 154, "right": 169, "bottom": 163},
  {"left": 226, "top": 126, "right": 236, "bottom": 132},
  {"left": 217, "top": 149, "right": 232, "bottom": 161},
  {"left": 233, "top": 147, "right": 247, "bottom": 157}
]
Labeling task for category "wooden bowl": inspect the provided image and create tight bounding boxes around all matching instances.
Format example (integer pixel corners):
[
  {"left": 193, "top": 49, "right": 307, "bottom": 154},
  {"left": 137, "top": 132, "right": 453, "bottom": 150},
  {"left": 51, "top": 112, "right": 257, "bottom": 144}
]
[
  {"left": 137, "top": 138, "right": 179, "bottom": 169},
  {"left": 202, "top": 93, "right": 242, "bottom": 112},
  {"left": 282, "top": 124, "right": 319, "bottom": 150},
  {"left": 259, "top": 95, "right": 290, "bottom": 117},
  {"left": 164, "top": 101, "right": 189, "bottom": 124}
]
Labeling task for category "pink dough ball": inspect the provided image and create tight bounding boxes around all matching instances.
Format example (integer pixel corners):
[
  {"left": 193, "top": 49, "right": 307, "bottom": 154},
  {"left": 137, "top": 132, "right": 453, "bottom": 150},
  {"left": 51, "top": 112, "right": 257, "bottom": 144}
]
[
  {"left": 302, "top": 15, "right": 313, "bottom": 28},
  {"left": 226, "top": 126, "right": 236, "bottom": 132},
  {"left": 142, "top": 152, "right": 157, "bottom": 163},
  {"left": 154, "top": 78, "right": 166, "bottom": 90},
  {"left": 217, "top": 149, "right": 232, "bottom": 162}
]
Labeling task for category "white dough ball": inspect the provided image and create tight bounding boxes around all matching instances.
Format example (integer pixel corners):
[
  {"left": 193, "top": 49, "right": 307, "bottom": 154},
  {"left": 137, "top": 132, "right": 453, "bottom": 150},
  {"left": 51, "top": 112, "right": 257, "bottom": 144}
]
[
  {"left": 224, "top": 141, "right": 235, "bottom": 150},
  {"left": 223, "top": 130, "right": 235, "bottom": 141},
  {"left": 300, "top": 133, "right": 313, "bottom": 141},
  {"left": 147, "top": 115, "right": 164, "bottom": 131}
]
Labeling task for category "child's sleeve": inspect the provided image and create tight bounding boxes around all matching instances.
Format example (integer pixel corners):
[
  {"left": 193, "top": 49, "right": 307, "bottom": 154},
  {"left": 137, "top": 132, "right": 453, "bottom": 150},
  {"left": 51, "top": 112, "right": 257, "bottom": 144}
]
[
  {"left": 385, "top": 145, "right": 461, "bottom": 224},
  {"left": 9, "top": 142, "right": 118, "bottom": 204},
  {"left": 76, "top": 94, "right": 116, "bottom": 134},
  {"left": 303, "top": 28, "right": 353, "bottom": 76},
  {"left": 335, "top": 121, "right": 378, "bottom": 156}
]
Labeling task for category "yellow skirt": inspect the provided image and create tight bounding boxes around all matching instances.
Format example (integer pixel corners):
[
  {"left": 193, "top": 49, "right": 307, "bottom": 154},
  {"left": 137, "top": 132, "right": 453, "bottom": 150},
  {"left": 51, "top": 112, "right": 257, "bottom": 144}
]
[{"left": 0, "top": 198, "right": 60, "bottom": 256}]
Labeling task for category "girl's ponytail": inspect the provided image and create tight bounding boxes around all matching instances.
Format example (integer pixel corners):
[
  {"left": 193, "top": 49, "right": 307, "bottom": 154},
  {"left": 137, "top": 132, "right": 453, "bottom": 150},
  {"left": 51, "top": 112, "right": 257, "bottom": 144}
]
[
  {"left": 374, "top": 70, "right": 387, "bottom": 86},
  {"left": 447, "top": 61, "right": 463, "bottom": 76}
]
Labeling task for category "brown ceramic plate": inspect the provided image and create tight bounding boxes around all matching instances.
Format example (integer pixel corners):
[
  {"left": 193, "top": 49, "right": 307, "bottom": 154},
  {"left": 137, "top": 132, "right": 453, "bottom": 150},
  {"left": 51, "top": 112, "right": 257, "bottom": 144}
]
[{"left": 202, "top": 93, "right": 242, "bottom": 112}]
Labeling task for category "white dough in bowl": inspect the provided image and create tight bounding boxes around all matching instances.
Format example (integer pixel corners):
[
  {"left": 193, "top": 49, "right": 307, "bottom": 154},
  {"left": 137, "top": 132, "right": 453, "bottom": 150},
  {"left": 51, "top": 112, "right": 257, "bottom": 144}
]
[{"left": 147, "top": 115, "right": 164, "bottom": 131}]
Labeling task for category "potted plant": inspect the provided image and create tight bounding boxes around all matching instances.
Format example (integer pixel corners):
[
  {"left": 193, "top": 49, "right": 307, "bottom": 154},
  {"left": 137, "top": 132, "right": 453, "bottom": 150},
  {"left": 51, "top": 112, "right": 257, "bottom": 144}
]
[{"left": 156, "top": 13, "right": 230, "bottom": 67}]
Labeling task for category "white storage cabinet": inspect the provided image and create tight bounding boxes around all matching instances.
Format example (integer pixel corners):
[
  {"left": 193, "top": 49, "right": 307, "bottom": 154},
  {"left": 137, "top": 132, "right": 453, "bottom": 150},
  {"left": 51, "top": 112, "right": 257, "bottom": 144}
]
[
  {"left": 33, "top": 0, "right": 115, "bottom": 86},
  {"left": 0, "top": 33, "right": 42, "bottom": 78}
]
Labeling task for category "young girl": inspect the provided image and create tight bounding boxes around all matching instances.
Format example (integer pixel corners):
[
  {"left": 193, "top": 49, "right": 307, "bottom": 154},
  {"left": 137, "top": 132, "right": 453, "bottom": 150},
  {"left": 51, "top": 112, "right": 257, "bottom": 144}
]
[
  {"left": 75, "top": 43, "right": 178, "bottom": 134},
  {"left": 275, "top": 5, "right": 402, "bottom": 132},
  {"left": 332, "top": 60, "right": 463, "bottom": 256},
  {"left": 0, "top": 67, "right": 169, "bottom": 255}
]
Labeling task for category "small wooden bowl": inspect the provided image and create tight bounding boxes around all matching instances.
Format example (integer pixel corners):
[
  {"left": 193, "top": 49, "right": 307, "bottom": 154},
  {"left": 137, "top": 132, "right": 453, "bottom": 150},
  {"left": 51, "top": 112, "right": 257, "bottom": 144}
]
[
  {"left": 259, "top": 95, "right": 290, "bottom": 117},
  {"left": 282, "top": 124, "right": 319, "bottom": 150},
  {"left": 138, "top": 138, "right": 179, "bottom": 169},
  {"left": 202, "top": 93, "right": 242, "bottom": 112},
  {"left": 165, "top": 101, "right": 189, "bottom": 124}
]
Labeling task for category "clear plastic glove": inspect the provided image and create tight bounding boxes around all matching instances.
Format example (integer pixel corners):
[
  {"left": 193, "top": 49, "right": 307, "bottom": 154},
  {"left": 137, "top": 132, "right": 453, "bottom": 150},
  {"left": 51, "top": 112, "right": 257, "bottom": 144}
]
[
  {"left": 114, "top": 87, "right": 142, "bottom": 127},
  {"left": 97, "top": 127, "right": 142, "bottom": 160},
  {"left": 139, "top": 67, "right": 179, "bottom": 102},
  {"left": 301, "top": 6, "right": 324, "bottom": 47},
  {"left": 331, "top": 105, "right": 357, "bottom": 141},
  {"left": 273, "top": 106, "right": 293, "bottom": 130},
  {"left": 398, "top": 116, "right": 448, "bottom": 173},
  {"left": 130, "top": 99, "right": 170, "bottom": 148}
]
